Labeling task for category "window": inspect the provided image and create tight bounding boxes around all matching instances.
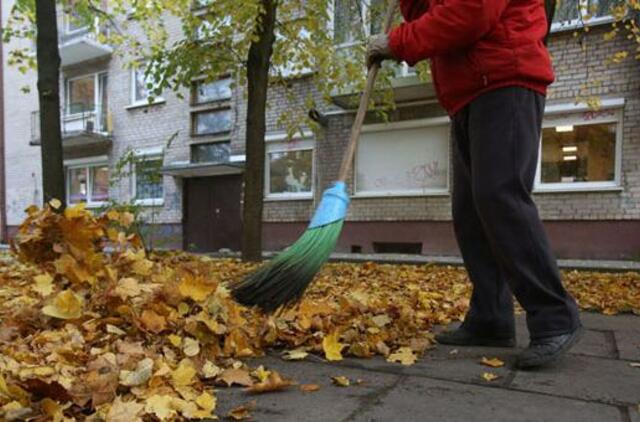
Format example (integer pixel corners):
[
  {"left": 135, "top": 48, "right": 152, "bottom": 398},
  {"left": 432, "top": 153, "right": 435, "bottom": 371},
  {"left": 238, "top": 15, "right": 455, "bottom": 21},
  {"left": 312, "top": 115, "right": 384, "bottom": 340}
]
[
  {"left": 134, "top": 154, "right": 164, "bottom": 205},
  {"left": 131, "top": 65, "right": 161, "bottom": 105},
  {"left": 552, "top": 0, "right": 624, "bottom": 29},
  {"left": 355, "top": 119, "right": 450, "bottom": 196},
  {"left": 333, "top": 0, "right": 384, "bottom": 45},
  {"left": 191, "top": 142, "right": 231, "bottom": 163},
  {"left": 64, "top": 10, "right": 88, "bottom": 34},
  {"left": 536, "top": 109, "right": 621, "bottom": 191},
  {"left": 193, "top": 78, "right": 232, "bottom": 104},
  {"left": 265, "top": 138, "right": 314, "bottom": 199},
  {"left": 192, "top": 109, "right": 233, "bottom": 136},
  {"left": 66, "top": 161, "right": 109, "bottom": 206},
  {"left": 67, "top": 75, "right": 96, "bottom": 115}
]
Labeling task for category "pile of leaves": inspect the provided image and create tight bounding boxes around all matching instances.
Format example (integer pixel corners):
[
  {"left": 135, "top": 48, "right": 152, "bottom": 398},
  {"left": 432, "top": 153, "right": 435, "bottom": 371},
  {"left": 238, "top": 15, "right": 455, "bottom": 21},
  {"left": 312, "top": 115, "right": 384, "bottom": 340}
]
[{"left": 0, "top": 203, "right": 638, "bottom": 420}]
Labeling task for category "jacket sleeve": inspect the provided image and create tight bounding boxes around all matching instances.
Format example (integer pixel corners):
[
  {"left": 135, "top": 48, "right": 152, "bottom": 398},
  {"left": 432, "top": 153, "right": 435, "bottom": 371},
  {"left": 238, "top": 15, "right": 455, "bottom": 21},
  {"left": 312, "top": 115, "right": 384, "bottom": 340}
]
[
  {"left": 400, "top": 0, "right": 429, "bottom": 22},
  {"left": 388, "top": 0, "right": 510, "bottom": 65}
]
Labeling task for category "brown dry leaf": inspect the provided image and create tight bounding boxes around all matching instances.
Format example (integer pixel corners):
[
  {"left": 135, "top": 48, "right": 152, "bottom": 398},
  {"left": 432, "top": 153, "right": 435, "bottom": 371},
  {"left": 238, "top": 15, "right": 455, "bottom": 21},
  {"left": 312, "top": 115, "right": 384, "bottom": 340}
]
[
  {"left": 322, "top": 332, "right": 344, "bottom": 361},
  {"left": 480, "top": 357, "right": 505, "bottom": 368},
  {"left": 245, "top": 371, "right": 295, "bottom": 394},
  {"left": 482, "top": 372, "right": 500, "bottom": 382},
  {"left": 331, "top": 376, "right": 350, "bottom": 387},
  {"left": 228, "top": 400, "right": 256, "bottom": 420},
  {"left": 387, "top": 347, "right": 417, "bottom": 366},
  {"left": 217, "top": 368, "right": 254, "bottom": 387},
  {"left": 140, "top": 309, "right": 167, "bottom": 333},
  {"left": 300, "top": 384, "right": 320, "bottom": 393}
]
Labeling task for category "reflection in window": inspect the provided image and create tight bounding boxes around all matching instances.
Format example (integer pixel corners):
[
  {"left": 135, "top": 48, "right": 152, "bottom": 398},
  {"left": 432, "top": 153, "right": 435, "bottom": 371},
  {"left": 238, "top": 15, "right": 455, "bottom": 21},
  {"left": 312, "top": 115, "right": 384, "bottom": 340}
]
[
  {"left": 67, "top": 76, "right": 95, "bottom": 115},
  {"left": 541, "top": 122, "right": 616, "bottom": 184},
  {"left": 67, "top": 163, "right": 109, "bottom": 204},
  {"left": 194, "top": 78, "right": 232, "bottom": 104},
  {"left": 68, "top": 167, "right": 88, "bottom": 204},
  {"left": 268, "top": 149, "right": 313, "bottom": 194},
  {"left": 193, "top": 109, "right": 232, "bottom": 135},
  {"left": 191, "top": 142, "right": 231, "bottom": 163},
  {"left": 135, "top": 158, "right": 164, "bottom": 201}
]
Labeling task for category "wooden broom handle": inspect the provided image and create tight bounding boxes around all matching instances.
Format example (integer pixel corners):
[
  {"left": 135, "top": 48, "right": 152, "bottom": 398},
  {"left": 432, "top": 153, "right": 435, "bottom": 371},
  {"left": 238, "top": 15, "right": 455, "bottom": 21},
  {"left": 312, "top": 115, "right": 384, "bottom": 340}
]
[{"left": 338, "top": 0, "right": 399, "bottom": 182}]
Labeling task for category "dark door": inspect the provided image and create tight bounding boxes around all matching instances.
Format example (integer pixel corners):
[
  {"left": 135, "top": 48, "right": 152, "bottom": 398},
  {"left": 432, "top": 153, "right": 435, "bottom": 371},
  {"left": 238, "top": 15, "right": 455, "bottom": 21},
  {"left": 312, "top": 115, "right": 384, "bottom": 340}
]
[{"left": 184, "top": 175, "right": 242, "bottom": 253}]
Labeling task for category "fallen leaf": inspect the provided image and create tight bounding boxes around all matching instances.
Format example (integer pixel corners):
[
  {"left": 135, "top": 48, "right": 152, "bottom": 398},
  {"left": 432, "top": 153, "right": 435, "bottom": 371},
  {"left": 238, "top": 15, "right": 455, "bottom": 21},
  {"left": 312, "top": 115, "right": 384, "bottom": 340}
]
[
  {"left": 245, "top": 371, "right": 295, "bottom": 394},
  {"left": 282, "top": 349, "right": 308, "bottom": 361},
  {"left": 252, "top": 365, "right": 271, "bottom": 383},
  {"left": 228, "top": 401, "right": 256, "bottom": 420},
  {"left": 144, "top": 394, "right": 176, "bottom": 420},
  {"left": 480, "top": 357, "right": 505, "bottom": 368},
  {"left": 217, "top": 368, "right": 254, "bottom": 387},
  {"left": 331, "top": 376, "right": 350, "bottom": 387},
  {"left": 183, "top": 337, "right": 200, "bottom": 357},
  {"left": 300, "top": 383, "right": 320, "bottom": 393},
  {"left": 202, "top": 361, "right": 222, "bottom": 379},
  {"left": 482, "top": 372, "right": 499, "bottom": 382},
  {"left": 323, "top": 332, "right": 344, "bottom": 361},
  {"left": 42, "top": 290, "right": 83, "bottom": 320},
  {"left": 119, "top": 357, "right": 153, "bottom": 387},
  {"left": 106, "top": 396, "right": 144, "bottom": 422},
  {"left": 33, "top": 274, "right": 54, "bottom": 297},
  {"left": 140, "top": 309, "right": 167, "bottom": 333},
  {"left": 372, "top": 314, "right": 392, "bottom": 327},
  {"left": 171, "top": 359, "right": 197, "bottom": 387},
  {"left": 179, "top": 274, "right": 215, "bottom": 302},
  {"left": 387, "top": 347, "right": 417, "bottom": 366}
]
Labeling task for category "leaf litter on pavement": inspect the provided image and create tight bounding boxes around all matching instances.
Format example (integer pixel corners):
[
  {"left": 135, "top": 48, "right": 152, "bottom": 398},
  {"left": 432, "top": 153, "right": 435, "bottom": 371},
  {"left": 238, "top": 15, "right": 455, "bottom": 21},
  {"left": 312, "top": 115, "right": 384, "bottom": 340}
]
[{"left": 0, "top": 203, "right": 637, "bottom": 419}]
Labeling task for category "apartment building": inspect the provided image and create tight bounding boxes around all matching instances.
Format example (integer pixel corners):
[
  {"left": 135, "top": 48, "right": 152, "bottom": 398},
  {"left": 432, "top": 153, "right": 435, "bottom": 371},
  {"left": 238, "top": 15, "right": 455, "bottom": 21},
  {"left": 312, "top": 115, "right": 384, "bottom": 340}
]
[{"left": 2, "top": 0, "right": 639, "bottom": 259}]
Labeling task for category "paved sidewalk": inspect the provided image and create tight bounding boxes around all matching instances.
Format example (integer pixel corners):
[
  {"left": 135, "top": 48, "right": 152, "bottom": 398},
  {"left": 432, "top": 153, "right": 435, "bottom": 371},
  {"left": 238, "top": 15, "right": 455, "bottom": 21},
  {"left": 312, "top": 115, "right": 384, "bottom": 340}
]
[{"left": 215, "top": 312, "right": 640, "bottom": 421}]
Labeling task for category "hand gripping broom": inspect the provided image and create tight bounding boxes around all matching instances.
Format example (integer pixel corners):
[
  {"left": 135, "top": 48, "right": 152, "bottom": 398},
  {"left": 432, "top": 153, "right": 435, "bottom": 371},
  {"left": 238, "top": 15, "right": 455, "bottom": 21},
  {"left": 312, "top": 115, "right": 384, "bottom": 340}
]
[{"left": 232, "top": 0, "right": 399, "bottom": 312}]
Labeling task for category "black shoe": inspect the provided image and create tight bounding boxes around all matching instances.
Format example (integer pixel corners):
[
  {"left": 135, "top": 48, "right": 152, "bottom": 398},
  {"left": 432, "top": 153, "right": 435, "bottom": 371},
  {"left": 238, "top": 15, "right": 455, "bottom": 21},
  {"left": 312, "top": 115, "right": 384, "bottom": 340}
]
[
  {"left": 435, "top": 326, "right": 516, "bottom": 348},
  {"left": 516, "top": 326, "right": 584, "bottom": 369}
]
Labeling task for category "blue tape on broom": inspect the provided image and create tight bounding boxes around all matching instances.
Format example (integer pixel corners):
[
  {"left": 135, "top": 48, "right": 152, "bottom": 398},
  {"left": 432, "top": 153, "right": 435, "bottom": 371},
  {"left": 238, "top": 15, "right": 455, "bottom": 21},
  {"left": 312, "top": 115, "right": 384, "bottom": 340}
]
[{"left": 308, "top": 181, "right": 350, "bottom": 229}]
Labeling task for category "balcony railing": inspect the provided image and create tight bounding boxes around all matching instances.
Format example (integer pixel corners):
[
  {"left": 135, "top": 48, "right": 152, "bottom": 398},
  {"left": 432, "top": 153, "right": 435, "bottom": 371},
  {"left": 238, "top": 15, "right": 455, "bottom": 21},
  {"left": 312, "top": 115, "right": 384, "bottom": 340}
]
[
  {"left": 31, "top": 104, "right": 111, "bottom": 143},
  {"left": 57, "top": 14, "right": 112, "bottom": 66}
]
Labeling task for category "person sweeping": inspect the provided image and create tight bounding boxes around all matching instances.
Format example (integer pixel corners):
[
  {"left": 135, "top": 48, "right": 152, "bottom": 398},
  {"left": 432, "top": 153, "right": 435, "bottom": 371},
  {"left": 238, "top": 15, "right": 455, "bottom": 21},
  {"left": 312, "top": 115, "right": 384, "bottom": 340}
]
[{"left": 366, "top": 0, "right": 583, "bottom": 369}]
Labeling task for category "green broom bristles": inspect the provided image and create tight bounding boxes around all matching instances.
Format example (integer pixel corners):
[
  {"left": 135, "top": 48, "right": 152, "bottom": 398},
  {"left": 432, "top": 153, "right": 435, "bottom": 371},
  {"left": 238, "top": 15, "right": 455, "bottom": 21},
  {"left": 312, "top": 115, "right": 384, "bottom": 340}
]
[{"left": 231, "top": 220, "right": 344, "bottom": 312}]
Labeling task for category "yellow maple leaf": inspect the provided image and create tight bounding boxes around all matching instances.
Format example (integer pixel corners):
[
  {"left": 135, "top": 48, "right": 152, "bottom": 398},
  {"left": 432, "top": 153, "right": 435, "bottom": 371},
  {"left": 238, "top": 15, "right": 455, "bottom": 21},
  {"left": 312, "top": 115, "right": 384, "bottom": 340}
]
[
  {"left": 331, "top": 376, "right": 350, "bottom": 387},
  {"left": 480, "top": 357, "right": 505, "bottom": 368},
  {"left": 387, "top": 347, "right": 417, "bottom": 366},
  {"left": 106, "top": 396, "right": 144, "bottom": 422},
  {"left": 145, "top": 395, "right": 176, "bottom": 420},
  {"left": 33, "top": 273, "right": 54, "bottom": 297},
  {"left": 252, "top": 365, "right": 271, "bottom": 383},
  {"left": 322, "top": 332, "right": 344, "bottom": 361},
  {"left": 195, "top": 391, "right": 216, "bottom": 414},
  {"left": 172, "top": 359, "right": 197, "bottom": 386},
  {"left": 42, "top": 290, "right": 83, "bottom": 320},
  {"left": 178, "top": 274, "right": 215, "bottom": 302},
  {"left": 482, "top": 372, "right": 500, "bottom": 382},
  {"left": 168, "top": 334, "right": 182, "bottom": 347}
]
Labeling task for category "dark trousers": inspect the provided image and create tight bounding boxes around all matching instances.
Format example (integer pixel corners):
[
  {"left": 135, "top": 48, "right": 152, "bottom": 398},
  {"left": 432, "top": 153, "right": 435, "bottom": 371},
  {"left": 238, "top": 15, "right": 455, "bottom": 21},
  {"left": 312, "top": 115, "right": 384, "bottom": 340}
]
[{"left": 452, "top": 87, "right": 580, "bottom": 340}]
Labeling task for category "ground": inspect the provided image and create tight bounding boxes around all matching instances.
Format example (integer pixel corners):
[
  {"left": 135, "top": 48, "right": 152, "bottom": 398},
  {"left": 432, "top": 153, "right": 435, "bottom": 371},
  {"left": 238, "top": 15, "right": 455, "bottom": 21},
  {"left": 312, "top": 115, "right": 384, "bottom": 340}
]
[
  {"left": 216, "top": 312, "right": 640, "bottom": 422},
  {"left": 0, "top": 204, "right": 638, "bottom": 420}
]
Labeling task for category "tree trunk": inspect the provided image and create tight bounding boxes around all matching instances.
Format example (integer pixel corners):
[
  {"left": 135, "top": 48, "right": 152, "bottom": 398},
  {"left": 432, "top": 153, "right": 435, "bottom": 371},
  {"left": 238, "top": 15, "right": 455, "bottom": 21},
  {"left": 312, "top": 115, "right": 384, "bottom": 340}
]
[
  {"left": 241, "top": 0, "right": 277, "bottom": 262},
  {"left": 35, "top": 0, "right": 66, "bottom": 208}
]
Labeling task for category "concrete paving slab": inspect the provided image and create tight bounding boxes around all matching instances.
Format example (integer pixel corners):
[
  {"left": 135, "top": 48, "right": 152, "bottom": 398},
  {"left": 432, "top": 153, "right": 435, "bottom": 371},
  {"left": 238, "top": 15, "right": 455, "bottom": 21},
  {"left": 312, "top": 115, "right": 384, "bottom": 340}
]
[
  {"left": 214, "top": 358, "right": 401, "bottom": 421},
  {"left": 511, "top": 354, "right": 640, "bottom": 405},
  {"left": 350, "top": 375, "right": 621, "bottom": 422},
  {"left": 579, "top": 313, "right": 640, "bottom": 332},
  {"left": 615, "top": 331, "right": 640, "bottom": 361}
]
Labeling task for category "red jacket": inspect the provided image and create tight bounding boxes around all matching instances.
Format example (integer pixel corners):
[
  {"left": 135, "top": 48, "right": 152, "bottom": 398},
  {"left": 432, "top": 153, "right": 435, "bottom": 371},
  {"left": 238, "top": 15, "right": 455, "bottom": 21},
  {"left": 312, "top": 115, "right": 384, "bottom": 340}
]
[{"left": 388, "top": 0, "right": 555, "bottom": 115}]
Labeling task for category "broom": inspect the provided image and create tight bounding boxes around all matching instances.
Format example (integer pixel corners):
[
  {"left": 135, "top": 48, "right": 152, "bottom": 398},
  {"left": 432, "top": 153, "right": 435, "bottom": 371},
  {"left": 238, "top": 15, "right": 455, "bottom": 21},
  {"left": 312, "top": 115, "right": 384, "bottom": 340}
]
[{"left": 232, "top": 0, "right": 399, "bottom": 312}]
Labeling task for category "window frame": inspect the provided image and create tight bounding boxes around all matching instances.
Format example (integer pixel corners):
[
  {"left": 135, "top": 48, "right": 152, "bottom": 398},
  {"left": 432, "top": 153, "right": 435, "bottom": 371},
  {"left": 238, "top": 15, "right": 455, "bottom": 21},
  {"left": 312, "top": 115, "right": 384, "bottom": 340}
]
[
  {"left": 190, "top": 77, "right": 233, "bottom": 106},
  {"left": 190, "top": 107, "right": 233, "bottom": 137},
  {"left": 65, "top": 72, "right": 104, "bottom": 117},
  {"left": 132, "top": 147, "right": 165, "bottom": 206},
  {"left": 63, "top": 10, "right": 90, "bottom": 36},
  {"left": 64, "top": 156, "right": 110, "bottom": 208},
  {"left": 353, "top": 117, "right": 452, "bottom": 198},
  {"left": 264, "top": 132, "right": 315, "bottom": 201},
  {"left": 534, "top": 107, "right": 624, "bottom": 193}
]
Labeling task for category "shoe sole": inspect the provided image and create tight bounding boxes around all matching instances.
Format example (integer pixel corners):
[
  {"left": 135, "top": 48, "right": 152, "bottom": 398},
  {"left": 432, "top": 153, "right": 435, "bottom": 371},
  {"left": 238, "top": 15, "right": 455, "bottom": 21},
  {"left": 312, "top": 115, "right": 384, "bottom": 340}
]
[{"left": 516, "top": 326, "right": 585, "bottom": 369}]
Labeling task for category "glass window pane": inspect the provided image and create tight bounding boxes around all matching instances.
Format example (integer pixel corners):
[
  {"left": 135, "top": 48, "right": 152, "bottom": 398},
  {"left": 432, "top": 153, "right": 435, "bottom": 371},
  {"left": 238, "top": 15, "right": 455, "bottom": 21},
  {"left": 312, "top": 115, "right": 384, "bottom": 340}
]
[
  {"left": 591, "top": 0, "right": 624, "bottom": 17},
  {"left": 91, "top": 166, "right": 110, "bottom": 202},
  {"left": 68, "top": 168, "right": 88, "bottom": 203},
  {"left": 68, "top": 76, "right": 95, "bottom": 115},
  {"left": 334, "top": 0, "right": 363, "bottom": 44},
  {"left": 136, "top": 158, "right": 164, "bottom": 200},
  {"left": 193, "top": 109, "right": 232, "bottom": 135},
  {"left": 191, "top": 142, "right": 231, "bottom": 163},
  {"left": 356, "top": 125, "right": 450, "bottom": 193},
  {"left": 553, "top": 0, "right": 581, "bottom": 23},
  {"left": 269, "top": 149, "right": 313, "bottom": 194},
  {"left": 66, "top": 11, "right": 87, "bottom": 32},
  {"left": 195, "top": 79, "right": 232, "bottom": 103},
  {"left": 541, "top": 122, "right": 616, "bottom": 184},
  {"left": 134, "top": 68, "right": 155, "bottom": 103}
]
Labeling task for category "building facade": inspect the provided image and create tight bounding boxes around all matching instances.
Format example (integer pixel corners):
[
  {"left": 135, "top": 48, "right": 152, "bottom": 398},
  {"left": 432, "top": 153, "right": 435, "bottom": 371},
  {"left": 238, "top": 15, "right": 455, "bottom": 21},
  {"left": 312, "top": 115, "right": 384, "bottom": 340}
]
[{"left": 2, "top": 1, "right": 639, "bottom": 260}]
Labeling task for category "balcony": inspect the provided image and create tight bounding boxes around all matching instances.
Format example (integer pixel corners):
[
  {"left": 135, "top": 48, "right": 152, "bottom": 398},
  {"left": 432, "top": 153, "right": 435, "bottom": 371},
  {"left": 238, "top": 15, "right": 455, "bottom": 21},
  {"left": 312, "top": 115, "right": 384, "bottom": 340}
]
[
  {"left": 30, "top": 104, "right": 113, "bottom": 156},
  {"left": 58, "top": 16, "right": 112, "bottom": 66}
]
